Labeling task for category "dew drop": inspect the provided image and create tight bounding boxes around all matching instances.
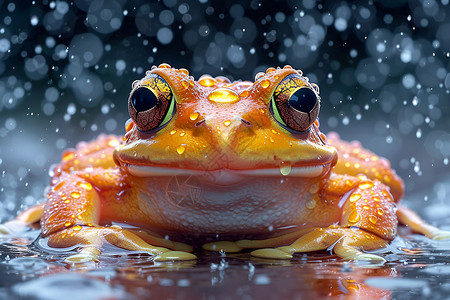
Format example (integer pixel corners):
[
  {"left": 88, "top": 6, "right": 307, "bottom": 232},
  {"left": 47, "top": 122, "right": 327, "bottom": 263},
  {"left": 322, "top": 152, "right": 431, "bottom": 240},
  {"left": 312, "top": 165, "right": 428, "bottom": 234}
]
[
  {"left": 239, "top": 90, "right": 250, "bottom": 98},
  {"left": 358, "top": 182, "right": 374, "bottom": 189},
  {"left": 73, "top": 225, "right": 82, "bottom": 231},
  {"left": 348, "top": 211, "right": 360, "bottom": 223},
  {"left": 177, "top": 145, "right": 186, "bottom": 155},
  {"left": 349, "top": 194, "right": 361, "bottom": 202},
  {"left": 181, "top": 80, "right": 189, "bottom": 89},
  {"left": 77, "top": 182, "right": 92, "bottom": 191},
  {"left": 261, "top": 79, "right": 270, "bottom": 88},
  {"left": 377, "top": 208, "right": 384, "bottom": 216},
  {"left": 254, "top": 72, "right": 265, "bottom": 81},
  {"left": 71, "top": 192, "right": 81, "bottom": 199},
  {"left": 170, "top": 129, "right": 177, "bottom": 135},
  {"left": 279, "top": 161, "right": 291, "bottom": 176},
  {"left": 178, "top": 68, "right": 189, "bottom": 76},
  {"left": 199, "top": 76, "right": 217, "bottom": 87},
  {"left": 223, "top": 120, "right": 231, "bottom": 126},
  {"left": 190, "top": 112, "right": 199, "bottom": 120},
  {"left": 306, "top": 199, "right": 316, "bottom": 209},
  {"left": 62, "top": 152, "right": 76, "bottom": 162},
  {"left": 207, "top": 88, "right": 240, "bottom": 104},
  {"left": 369, "top": 215, "right": 377, "bottom": 224}
]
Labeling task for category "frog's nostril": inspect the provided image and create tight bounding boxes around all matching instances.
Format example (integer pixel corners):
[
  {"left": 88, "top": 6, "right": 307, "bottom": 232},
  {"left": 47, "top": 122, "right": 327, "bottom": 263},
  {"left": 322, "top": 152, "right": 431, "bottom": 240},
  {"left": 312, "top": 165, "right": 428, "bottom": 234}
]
[
  {"left": 240, "top": 118, "right": 251, "bottom": 126},
  {"left": 195, "top": 119, "right": 206, "bottom": 127}
]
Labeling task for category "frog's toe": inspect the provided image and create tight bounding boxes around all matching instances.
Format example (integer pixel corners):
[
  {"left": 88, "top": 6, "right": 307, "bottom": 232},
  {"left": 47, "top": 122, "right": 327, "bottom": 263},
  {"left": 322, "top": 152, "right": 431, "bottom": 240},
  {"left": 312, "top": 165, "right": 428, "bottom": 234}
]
[
  {"left": 0, "top": 221, "right": 27, "bottom": 235},
  {"left": 431, "top": 230, "right": 450, "bottom": 240},
  {"left": 334, "top": 247, "right": 386, "bottom": 263},
  {"left": 332, "top": 234, "right": 387, "bottom": 263},
  {"left": 0, "top": 224, "right": 10, "bottom": 235},
  {"left": 64, "top": 246, "right": 101, "bottom": 264},
  {"left": 153, "top": 251, "right": 197, "bottom": 262},
  {"left": 250, "top": 248, "right": 293, "bottom": 259}
]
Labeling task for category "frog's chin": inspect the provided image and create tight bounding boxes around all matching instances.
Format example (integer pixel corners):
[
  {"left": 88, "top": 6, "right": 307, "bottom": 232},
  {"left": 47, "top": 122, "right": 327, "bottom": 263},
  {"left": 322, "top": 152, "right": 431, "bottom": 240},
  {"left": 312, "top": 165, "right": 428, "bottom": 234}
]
[{"left": 122, "top": 163, "right": 331, "bottom": 185}]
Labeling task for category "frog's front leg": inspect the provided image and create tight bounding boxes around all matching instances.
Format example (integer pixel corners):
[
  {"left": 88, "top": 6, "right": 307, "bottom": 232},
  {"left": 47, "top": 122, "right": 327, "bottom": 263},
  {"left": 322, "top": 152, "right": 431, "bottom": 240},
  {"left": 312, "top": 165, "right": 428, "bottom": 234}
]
[
  {"left": 234, "top": 175, "right": 396, "bottom": 262},
  {"left": 43, "top": 170, "right": 195, "bottom": 263}
]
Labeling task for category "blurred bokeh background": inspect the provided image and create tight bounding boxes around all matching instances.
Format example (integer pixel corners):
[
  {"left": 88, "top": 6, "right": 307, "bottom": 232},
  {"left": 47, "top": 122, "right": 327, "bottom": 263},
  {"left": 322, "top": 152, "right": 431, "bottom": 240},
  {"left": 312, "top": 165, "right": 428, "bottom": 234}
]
[{"left": 0, "top": 0, "right": 449, "bottom": 224}]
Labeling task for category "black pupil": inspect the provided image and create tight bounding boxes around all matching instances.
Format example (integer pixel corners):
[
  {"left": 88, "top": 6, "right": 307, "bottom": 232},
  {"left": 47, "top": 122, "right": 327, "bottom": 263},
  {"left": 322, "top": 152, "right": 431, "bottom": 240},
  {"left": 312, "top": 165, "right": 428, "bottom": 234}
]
[
  {"left": 132, "top": 87, "right": 158, "bottom": 112},
  {"left": 288, "top": 88, "right": 317, "bottom": 113}
]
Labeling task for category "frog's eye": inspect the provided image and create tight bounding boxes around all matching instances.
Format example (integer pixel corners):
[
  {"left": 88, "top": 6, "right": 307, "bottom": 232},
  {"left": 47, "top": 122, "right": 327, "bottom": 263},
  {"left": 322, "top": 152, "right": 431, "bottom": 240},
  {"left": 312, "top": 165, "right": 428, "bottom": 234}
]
[
  {"left": 270, "top": 74, "right": 320, "bottom": 132},
  {"left": 128, "top": 74, "right": 175, "bottom": 132}
]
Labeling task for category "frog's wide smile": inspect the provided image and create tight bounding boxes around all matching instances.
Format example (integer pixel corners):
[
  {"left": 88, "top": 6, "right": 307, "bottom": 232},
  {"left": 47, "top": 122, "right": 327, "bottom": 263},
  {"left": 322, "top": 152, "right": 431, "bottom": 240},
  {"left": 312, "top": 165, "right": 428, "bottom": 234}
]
[{"left": 122, "top": 162, "right": 332, "bottom": 185}]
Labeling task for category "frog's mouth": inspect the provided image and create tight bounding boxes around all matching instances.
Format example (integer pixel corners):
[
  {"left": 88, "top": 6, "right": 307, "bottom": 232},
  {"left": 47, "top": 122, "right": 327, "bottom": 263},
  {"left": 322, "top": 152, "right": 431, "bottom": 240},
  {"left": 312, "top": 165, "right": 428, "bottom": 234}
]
[{"left": 121, "top": 162, "right": 333, "bottom": 185}]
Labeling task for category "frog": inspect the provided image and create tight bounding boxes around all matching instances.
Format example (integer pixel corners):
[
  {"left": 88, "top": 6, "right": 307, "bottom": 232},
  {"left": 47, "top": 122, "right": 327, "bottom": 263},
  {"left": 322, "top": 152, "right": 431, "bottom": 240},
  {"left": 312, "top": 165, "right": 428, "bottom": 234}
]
[{"left": 2, "top": 63, "right": 449, "bottom": 263}]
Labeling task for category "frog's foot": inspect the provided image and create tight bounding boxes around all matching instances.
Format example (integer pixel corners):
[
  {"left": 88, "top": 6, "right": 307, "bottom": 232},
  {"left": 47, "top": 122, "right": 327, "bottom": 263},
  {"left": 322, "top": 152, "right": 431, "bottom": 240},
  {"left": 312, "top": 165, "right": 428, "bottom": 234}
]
[
  {"left": 397, "top": 205, "right": 450, "bottom": 240},
  {"left": 0, "top": 204, "right": 44, "bottom": 235},
  {"left": 0, "top": 220, "right": 28, "bottom": 235},
  {"left": 245, "top": 228, "right": 388, "bottom": 263},
  {"left": 47, "top": 225, "right": 196, "bottom": 264}
]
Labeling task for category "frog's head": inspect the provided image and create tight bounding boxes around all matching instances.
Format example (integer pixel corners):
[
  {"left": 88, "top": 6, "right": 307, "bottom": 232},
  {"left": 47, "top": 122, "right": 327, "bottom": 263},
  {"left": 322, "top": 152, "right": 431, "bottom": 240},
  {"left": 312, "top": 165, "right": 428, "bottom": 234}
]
[{"left": 113, "top": 63, "right": 337, "bottom": 185}]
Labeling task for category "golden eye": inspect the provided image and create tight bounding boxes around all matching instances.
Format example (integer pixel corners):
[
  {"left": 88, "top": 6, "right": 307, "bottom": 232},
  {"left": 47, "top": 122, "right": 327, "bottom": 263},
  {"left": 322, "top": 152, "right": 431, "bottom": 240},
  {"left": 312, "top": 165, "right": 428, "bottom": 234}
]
[
  {"left": 271, "top": 74, "right": 320, "bottom": 132},
  {"left": 128, "top": 74, "right": 175, "bottom": 132}
]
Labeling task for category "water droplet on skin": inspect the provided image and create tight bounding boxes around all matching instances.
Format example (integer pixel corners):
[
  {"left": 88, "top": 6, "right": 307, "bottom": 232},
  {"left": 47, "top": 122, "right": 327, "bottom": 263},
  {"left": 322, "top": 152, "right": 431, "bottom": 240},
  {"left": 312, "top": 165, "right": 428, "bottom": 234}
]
[
  {"left": 349, "top": 194, "right": 361, "bottom": 202},
  {"left": 178, "top": 68, "right": 189, "bottom": 76},
  {"left": 377, "top": 208, "right": 384, "bottom": 216},
  {"left": 62, "top": 152, "right": 75, "bottom": 162},
  {"left": 266, "top": 67, "right": 275, "bottom": 73},
  {"left": 177, "top": 145, "right": 186, "bottom": 155},
  {"left": 309, "top": 184, "right": 319, "bottom": 194},
  {"left": 280, "top": 161, "right": 291, "bottom": 176},
  {"left": 306, "top": 199, "right": 316, "bottom": 209},
  {"left": 54, "top": 181, "right": 66, "bottom": 191},
  {"left": 73, "top": 225, "right": 82, "bottom": 231},
  {"left": 170, "top": 130, "right": 177, "bottom": 135},
  {"left": 359, "top": 182, "right": 374, "bottom": 189},
  {"left": 190, "top": 112, "right": 199, "bottom": 120},
  {"left": 77, "top": 182, "right": 92, "bottom": 191},
  {"left": 207, "top": 88, "right": 239, "bottom": 104},
  {"left": 261, "top": 79, "right": 270, "bottom": 88},
  {"left": 64, "top": 221, "right": 72, "bottom": 227},
  {"left": 239, "top": 90, "right": 250, "bottom": 98},
  {"left": 71, "top": 192, "right": 81, "bottom": 199},
  {"left": 158, "top": 63, "right": 171, "bottom": 68},
  {"left": 255, "top": 72, "right": 265, "bottom": 81},
  {"left": 369, "top": 215, "right": 377, "bottom": 224},
  {"left": 132, "top": 80, "right": 140, "bottom": 89},
  {"left": 348, "top": 211, "right": 360, "bottom": 223},
  {"left": 223, "top": 120, "right": 231, "bottom": 126},
  {"left": 199, "top": 76, "right": 217, "bottom": 87},
  {"left": 363, "top": 205, "right": 370, "bottom": 210},
  {"left": 181, "top": 80, "right": 189, "bottom": 89}
]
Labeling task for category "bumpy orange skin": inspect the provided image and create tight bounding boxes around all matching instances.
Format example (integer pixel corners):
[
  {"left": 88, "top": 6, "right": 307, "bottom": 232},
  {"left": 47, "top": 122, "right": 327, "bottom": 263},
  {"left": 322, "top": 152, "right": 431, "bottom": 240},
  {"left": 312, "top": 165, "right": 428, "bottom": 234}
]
[{"left": 19, "top": 64, "right": 425, "bottom": 261}]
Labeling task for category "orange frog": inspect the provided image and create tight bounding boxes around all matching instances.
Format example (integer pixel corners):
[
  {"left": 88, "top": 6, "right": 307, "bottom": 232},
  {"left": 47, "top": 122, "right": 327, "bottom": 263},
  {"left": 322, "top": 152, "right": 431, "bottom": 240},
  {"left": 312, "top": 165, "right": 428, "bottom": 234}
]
[{"left": 2, "top": 64, "right": 449, "bottom": 263}]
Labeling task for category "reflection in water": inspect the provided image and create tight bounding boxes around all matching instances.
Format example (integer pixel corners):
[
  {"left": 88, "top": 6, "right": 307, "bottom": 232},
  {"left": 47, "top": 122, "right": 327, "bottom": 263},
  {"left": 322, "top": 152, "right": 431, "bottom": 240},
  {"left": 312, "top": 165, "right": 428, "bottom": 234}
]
[{"left": 2, "top": 230, "right": 450, "bottom": 299}]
